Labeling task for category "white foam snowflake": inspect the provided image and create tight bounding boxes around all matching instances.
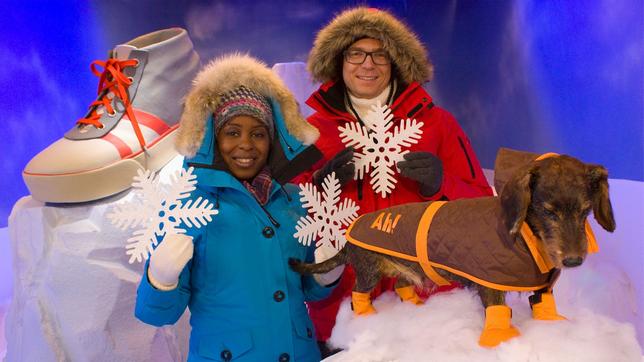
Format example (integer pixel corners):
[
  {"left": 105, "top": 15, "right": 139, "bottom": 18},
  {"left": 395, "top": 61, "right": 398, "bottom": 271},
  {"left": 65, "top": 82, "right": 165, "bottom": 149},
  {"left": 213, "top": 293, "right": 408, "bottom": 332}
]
[
  {"left": 107, "top": 167, "right": 219, "bottom": 264},
  {"left": 294, "top": 172, "right": 360, "bottom": 251},
  {"left": 339, "top": 101, "right": 424, "bottom": 197}
]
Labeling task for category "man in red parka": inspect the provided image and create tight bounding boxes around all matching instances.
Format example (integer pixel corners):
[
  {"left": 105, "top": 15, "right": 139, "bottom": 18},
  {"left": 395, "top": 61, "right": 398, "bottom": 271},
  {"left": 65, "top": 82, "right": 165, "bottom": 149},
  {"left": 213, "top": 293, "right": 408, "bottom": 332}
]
[{"left": 294, "top": 7, "right": 494, "bottom": 357}]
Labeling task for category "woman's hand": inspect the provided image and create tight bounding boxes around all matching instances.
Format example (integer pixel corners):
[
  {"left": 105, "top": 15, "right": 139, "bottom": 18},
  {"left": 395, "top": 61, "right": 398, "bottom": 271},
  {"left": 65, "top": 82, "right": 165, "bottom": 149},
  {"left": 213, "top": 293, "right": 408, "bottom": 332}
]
[
  {"left": 313, "top": 244, "right": 345, "bottom": 286},
  {"left": 148, "top": 234, "right": 194, "bottom": 290}
]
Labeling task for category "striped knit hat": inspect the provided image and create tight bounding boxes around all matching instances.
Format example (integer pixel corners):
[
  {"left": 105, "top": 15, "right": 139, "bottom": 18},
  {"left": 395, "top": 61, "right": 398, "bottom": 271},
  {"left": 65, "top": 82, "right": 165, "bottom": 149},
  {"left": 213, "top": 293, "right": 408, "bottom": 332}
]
[{"left": 213, "top": 85, "right": 274, "bottom": 139}]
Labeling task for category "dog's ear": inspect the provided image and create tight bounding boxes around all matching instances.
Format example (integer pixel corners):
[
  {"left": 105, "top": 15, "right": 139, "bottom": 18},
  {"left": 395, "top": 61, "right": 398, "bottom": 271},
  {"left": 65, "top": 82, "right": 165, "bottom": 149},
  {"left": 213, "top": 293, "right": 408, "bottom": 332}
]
[
  {"left": 587, "top": 165, "right": 616, "bottom": 232},
  {"left": 500, "top": 165, "right": 534, "bottom": 237}
]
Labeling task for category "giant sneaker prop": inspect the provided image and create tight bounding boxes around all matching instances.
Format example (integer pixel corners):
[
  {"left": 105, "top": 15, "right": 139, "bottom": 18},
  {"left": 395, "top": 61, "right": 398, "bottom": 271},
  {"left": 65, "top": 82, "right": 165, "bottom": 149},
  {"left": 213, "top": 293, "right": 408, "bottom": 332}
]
[{"left": 23, "top": 28, "right": 200, "bottom": 203}]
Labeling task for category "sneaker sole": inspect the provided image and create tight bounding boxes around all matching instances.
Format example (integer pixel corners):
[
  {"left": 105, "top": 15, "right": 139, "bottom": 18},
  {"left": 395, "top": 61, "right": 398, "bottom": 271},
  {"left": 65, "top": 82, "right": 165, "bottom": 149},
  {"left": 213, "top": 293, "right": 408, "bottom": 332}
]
[{"left": 23, "top": 128, "right": 179, "bottom": 203}]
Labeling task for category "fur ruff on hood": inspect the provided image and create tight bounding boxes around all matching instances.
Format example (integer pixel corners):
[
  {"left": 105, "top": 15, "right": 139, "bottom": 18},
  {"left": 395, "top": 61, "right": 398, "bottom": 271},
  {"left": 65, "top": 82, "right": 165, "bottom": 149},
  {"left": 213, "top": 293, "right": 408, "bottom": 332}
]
[
  {"left": 176, "top": 53, "right": 319, "bottom": 157},
  {"left": 307, "top": 7, "right": 433, "bottom": 85}
]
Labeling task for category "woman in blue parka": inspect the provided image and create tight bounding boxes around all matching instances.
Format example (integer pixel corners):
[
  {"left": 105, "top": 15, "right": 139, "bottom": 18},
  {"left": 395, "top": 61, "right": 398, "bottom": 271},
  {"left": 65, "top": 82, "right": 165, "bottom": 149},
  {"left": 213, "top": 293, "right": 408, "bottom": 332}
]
[{"left": 135, "top": 54, "right": 341, "bottom": 362}]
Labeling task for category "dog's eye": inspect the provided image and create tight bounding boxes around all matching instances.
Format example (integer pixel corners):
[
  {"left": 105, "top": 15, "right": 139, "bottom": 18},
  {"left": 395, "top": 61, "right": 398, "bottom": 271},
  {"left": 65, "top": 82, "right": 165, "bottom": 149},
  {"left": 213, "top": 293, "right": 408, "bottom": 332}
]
[{"left": 543, "top": 208, "right": 558, "bottom": 219}]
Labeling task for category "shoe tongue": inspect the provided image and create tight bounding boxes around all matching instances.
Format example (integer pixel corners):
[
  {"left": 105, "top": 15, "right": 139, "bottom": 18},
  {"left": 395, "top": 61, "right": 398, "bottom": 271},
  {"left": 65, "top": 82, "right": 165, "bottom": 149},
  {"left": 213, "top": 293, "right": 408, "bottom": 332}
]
[{"left": 113, "top": 44, "right": 136, "bottom": 60}]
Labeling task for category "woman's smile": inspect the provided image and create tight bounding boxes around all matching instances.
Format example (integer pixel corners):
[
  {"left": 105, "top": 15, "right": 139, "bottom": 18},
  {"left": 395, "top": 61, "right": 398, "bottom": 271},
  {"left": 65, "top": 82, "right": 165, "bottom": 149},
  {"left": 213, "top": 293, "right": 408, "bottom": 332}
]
[{"left": 216, "top": 115, "right": 270, "bottom": 180}]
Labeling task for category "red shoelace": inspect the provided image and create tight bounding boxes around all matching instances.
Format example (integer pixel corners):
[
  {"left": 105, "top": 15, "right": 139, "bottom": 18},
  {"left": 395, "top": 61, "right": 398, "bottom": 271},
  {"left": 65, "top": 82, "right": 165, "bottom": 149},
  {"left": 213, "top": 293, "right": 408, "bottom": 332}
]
[{"left": 76, "top": 58, "right": 147, "bottom": 151}]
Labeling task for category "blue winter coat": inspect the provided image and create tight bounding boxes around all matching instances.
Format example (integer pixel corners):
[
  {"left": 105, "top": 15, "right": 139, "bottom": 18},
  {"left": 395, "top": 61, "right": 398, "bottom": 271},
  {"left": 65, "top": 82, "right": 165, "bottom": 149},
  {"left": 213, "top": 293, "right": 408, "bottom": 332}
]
[
  {"left": 135, "top": 84, "right": 330, "bottom": 361},
  {"left": 135, "top": 180, "right": 330, "bottom": 361}
]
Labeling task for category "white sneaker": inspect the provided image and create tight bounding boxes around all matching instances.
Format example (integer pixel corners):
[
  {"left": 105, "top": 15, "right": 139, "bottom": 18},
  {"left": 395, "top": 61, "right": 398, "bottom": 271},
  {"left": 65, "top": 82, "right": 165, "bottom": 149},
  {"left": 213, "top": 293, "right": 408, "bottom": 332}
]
[{"left": 23, "top": 28, "right": 200, "bottom": 203}]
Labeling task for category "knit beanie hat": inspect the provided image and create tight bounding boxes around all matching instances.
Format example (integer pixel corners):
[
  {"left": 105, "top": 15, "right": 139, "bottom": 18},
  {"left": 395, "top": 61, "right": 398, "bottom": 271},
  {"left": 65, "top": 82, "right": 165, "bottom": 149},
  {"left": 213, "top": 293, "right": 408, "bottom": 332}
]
[{"left": 213, "top": 85, "right": 274, "bottom": 139}]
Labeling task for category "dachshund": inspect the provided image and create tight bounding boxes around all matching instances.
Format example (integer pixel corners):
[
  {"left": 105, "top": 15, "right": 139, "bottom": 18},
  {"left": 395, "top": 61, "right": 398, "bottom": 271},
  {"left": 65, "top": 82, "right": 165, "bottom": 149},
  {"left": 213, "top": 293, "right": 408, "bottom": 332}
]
[{"left": 290, "top": 149, "right": 616, "bottom": 347}]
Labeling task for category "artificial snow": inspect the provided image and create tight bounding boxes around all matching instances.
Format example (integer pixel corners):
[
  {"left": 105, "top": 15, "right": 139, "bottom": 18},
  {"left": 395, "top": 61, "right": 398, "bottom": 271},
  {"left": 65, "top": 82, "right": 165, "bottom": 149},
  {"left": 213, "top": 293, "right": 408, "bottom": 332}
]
[
  {"left": 4, "top": 156, "right": 191, "bottom": 361},
  {"left": 0, "top": 226, "right": 11, "bottom": 361},
  {"left": 326, "top": 274, "right": 641, "bottom": 361}
]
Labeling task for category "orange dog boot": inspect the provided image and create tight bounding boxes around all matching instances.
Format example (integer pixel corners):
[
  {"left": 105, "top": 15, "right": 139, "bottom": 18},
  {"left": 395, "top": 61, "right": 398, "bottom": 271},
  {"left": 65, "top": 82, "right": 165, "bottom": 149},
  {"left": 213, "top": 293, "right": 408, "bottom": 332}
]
[
  {"left": 531, "top": 293, "right": 567, "bottom": 320},
  {"left": 478, "top": 305, "right": 521, "bottom": 347},
  {"left": 351, "top": 291, "right": 376, "bottom": 315},
  {"left": 395, "top": 286, "right": 424, "bottom": 305}
]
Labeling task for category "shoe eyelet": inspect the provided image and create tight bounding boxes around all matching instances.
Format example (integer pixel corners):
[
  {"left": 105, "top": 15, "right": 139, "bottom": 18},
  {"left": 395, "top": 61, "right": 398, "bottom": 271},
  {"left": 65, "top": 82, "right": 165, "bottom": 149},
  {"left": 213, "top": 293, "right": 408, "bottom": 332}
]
[
  {"left": 97, "top": 124, "right": 105, "bottom": 129},
  {"left": 127, "top": 76, "right": 134, "bottom": 82},
  {"left": 133, "top": 59, "right": 140, "bottom": 67},
  {"left": 108, "top": 111, "right": 116, "bottom": 117}
]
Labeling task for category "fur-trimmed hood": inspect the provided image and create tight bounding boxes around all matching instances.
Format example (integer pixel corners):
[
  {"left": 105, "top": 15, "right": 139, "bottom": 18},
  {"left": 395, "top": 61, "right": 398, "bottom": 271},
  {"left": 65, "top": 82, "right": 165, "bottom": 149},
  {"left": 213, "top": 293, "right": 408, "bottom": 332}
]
[
  {"left": 307, "top": 7, "right": 433, "bottom": 85},
  {"left": 176, "top": 53, "right": 319, "bottom": 157},
  {"left": 176, "top": 53, "right": 322, "bottom": 186}
]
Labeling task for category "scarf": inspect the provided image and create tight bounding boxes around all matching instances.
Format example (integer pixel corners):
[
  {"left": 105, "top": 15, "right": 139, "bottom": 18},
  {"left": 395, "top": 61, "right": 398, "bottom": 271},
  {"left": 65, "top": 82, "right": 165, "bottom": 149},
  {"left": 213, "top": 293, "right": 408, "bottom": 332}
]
[
  {"left": 242, "top": 167, "right": 273, "bottom": 205},
  {"left": 346, "top": 79, "right": 397, "bottom": 129}
]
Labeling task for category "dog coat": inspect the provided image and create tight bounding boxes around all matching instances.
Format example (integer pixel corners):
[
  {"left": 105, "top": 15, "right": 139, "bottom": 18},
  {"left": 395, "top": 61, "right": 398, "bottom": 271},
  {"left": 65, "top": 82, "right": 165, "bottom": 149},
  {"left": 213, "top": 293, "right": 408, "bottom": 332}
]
[{"left": 344, "top": 197, "right": 598, "bottom": 291}]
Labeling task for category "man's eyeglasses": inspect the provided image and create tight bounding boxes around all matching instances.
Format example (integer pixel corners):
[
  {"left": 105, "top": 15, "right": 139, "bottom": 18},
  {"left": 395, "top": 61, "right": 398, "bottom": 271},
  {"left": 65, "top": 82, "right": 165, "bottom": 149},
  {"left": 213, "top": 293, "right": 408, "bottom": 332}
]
[{"left": 343, "top": 49, "right": 391, "bottom": 65}]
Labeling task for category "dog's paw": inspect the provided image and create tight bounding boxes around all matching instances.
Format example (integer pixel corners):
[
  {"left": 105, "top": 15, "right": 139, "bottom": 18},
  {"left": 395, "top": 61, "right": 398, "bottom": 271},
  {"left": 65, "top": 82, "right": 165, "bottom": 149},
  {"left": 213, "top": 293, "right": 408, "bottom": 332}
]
[
  {"left": 395, "top": 286, "right": 425, "bottom": 305},
  {"left": 530, "top": 293, "right": 568, "bottom": 321},
  {"left": 478, "top": 325, "right": 521, "bottom": 347},
  {"left": 479, "top": 305, "right": 521, "bottom": 347}
]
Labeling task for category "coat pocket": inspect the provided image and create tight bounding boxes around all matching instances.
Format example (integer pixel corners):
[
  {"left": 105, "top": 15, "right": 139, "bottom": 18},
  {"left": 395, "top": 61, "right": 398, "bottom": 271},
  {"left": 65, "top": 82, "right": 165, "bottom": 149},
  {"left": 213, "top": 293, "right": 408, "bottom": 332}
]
[{"left": 195, "top": 329, "right": 253, "bottom": 361}]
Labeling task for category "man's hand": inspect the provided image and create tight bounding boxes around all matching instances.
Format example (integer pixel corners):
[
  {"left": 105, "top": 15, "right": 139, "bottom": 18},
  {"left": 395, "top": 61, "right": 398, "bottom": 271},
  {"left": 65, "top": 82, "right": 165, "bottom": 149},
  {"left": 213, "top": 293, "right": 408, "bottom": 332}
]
[
  {"left": 397, "top": 151, "right": 443, "bottom": 197},
  {"left": 313, "top": 148, "right": 355, "bottom": 188}
]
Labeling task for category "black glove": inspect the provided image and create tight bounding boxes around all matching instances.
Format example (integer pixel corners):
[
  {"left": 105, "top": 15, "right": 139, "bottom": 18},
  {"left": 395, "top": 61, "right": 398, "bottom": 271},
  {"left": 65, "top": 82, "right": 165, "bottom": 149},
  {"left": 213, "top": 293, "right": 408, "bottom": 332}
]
[
  {"left": 397, "top": 151, "right": 443, "bottom": 197},
  {"left": 313, "top": 147, "right": 355, "bottom": 187}
]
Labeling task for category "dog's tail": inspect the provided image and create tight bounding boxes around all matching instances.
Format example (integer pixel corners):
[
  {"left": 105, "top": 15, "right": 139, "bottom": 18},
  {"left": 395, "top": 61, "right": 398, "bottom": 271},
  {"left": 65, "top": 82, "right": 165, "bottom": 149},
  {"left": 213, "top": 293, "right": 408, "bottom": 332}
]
[{"left": 289, "top": 247, "right": 349, "bottom": 275}]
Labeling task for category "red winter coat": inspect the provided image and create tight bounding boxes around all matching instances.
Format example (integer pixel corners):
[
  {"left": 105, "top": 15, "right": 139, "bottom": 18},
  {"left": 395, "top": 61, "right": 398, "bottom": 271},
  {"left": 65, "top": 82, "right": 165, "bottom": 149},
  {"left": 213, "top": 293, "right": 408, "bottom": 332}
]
[{"left": 293, "top": 80, "right": 493, "bottom": 341}]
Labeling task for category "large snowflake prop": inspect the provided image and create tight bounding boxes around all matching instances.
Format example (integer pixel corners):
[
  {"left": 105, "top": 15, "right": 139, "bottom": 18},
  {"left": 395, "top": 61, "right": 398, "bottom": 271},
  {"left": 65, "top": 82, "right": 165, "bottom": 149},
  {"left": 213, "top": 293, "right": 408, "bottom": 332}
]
[
  {"left": 339, "top": 102, "right": 424, "bottom": 197},
  {"left": 294, "top": 172, "right": 360, "bottom": 251},
  {"left": 107, "top": 167, "right": 218, "bottom": 263}
]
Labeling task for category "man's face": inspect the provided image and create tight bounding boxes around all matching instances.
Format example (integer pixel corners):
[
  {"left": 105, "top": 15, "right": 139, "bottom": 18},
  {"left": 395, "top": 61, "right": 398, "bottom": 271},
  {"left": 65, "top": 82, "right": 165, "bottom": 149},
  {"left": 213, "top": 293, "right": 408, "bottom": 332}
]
[
  {"left": 216, "top": 115, "right": 270, "bottom": 180},
  {"left": 342, "top": 38, "right": 392, "bottom": 99}
]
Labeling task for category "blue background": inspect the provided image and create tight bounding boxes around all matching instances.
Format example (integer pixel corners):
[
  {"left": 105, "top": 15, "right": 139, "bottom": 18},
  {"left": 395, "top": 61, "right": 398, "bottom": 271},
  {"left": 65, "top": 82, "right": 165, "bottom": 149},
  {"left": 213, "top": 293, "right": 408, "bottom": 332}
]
[{"left": 1, "top": 0, "right": 642, "bottom": 227}]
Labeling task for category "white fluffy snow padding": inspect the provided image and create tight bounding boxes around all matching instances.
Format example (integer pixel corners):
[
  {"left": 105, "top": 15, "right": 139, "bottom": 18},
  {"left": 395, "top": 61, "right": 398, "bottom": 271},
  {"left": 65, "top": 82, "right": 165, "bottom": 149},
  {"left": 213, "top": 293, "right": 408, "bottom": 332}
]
[
  {"left": 5, "top": 157, "right": 190, "bottom": 362},
  {"left": 327, "top": 287, "right": 641, "bottom": 362}
]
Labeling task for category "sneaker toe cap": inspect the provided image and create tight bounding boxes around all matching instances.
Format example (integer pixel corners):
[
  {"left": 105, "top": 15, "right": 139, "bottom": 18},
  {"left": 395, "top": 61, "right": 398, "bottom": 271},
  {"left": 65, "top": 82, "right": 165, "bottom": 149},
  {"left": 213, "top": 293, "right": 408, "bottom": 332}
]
[{"left": 24, "top": 137, "right": 122, "bottom": 175}]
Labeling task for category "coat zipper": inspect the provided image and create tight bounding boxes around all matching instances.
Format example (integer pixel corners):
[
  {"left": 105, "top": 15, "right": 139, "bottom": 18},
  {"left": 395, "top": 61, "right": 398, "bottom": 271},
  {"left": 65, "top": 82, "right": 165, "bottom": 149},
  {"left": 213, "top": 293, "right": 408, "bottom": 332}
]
[
  {"left": 258, "top": 202, "right": 281, "bottom": 228},
  {"left": 314, "top": 93, "right": 345, "bottom": 118},
  {"left": 279, "top": 184, "right": 292, "bottom": 202},
  {"left": 277, "top": 127, "right": 294, "bottom": 153},
  {"left": 457, "top": 136, "right": 476, "bottom": 179},
  {"left": 214, "top": 187, "right": 282, "bottom": 228}
]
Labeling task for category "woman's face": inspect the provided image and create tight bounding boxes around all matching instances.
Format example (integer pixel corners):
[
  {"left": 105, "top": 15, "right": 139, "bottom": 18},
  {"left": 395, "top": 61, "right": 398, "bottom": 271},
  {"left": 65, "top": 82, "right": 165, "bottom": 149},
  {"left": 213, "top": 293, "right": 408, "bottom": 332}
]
[
  {"left": 342, "top": 38, "right": 392, "bottom": 99},
  {"left": 216, "top": 115, "right": 270, "bottom": 180}
]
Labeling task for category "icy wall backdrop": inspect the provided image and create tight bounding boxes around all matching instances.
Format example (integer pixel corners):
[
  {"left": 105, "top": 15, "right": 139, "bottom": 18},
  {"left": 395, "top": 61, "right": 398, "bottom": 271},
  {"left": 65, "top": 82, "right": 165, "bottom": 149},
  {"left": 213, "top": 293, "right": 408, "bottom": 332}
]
[{"left": 1, "top": 0, "right": 642, "bottom": 227}]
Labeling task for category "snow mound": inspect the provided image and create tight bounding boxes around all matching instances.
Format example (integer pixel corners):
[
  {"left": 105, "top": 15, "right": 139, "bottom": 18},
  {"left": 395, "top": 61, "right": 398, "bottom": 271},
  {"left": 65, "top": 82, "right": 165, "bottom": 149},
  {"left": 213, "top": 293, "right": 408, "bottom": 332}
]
[{"left": 327, "top": 261, "right": 642, "bottom": 362}]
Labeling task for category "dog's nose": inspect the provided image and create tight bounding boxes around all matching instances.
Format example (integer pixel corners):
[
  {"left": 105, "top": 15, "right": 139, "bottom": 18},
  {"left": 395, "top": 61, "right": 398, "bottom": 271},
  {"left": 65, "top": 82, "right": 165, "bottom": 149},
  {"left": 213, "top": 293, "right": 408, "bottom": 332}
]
[{"left": 562, "top": 257, "right": 583, "bottom": 267}]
